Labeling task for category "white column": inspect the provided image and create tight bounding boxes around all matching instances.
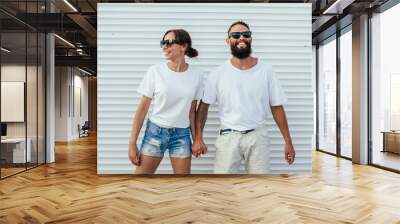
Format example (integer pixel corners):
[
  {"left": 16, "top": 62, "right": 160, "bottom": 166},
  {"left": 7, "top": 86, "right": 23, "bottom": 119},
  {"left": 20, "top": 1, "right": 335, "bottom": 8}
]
[
  {"left": 46, "top": 1, "right": 56, "bottom": 163},
  {"left": 46, "top": 33, "right": 55, "bottom": 163},
  {"left": 352, "top": 14, "right": 369, "bottom": 164}
]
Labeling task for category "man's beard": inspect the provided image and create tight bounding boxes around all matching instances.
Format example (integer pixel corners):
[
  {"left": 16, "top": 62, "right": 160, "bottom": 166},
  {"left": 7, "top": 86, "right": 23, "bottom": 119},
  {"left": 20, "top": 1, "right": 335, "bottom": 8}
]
[{"left": 230, "top": 41, "right": 252, "bottom": 59}]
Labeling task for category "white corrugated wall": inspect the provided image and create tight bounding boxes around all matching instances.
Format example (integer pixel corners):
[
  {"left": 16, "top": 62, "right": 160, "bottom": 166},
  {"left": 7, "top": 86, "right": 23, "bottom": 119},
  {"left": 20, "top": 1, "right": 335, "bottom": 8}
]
[{"left": 97, "top": 3, "right": 312, "bottom": 174}]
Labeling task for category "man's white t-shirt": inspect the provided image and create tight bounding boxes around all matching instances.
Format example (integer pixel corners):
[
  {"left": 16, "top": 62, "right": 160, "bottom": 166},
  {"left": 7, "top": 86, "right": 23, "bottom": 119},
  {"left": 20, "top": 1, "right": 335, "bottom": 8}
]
[
  {"left": 137, "top": 62, "right": 203, "bottom": 128},
  {"left": 202, "top": 59, "right": 287, "bottom": 131}
]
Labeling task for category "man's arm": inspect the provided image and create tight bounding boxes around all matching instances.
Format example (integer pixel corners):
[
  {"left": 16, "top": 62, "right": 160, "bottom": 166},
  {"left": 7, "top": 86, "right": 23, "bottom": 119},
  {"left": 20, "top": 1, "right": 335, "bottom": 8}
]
[
  {"left": 270, "top": 105, "right": 295, "bottom": 164},
  {"left": 192, "top": 101, "right": 210, "bottom": 157},
  {"left": 195, "top": 101, "right": 209, "bottom": 140},
  {"left": 189, "top": 100, "right": 198, "bottom": 140}
]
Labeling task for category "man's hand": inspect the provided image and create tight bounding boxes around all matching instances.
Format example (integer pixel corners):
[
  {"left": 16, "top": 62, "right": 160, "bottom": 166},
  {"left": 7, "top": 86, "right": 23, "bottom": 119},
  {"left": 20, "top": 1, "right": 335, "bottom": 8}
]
[
  {"left": 193, "top": 101, "right": 210, "bottom": 157},
  {"left": 284, "top": 143, "right": 295, "bottom": 165},
  {"left": 270, "top": 106, "right": 295, "bottom": 165},
  {"left": 192, "top": 139, "right": 208, "bottom": 157}
]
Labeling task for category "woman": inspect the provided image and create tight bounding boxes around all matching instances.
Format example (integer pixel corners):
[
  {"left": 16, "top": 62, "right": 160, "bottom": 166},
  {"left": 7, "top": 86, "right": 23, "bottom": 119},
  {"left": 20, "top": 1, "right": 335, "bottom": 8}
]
[{"left": 128, "top": 29, "right": 202, "bottom": 174}]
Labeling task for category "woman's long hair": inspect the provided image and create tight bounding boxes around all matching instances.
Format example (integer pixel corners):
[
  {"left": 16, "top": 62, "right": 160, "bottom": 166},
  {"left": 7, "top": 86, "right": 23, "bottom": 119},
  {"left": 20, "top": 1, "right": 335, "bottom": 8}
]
[{"left": 162, "top": 29, "right": 198, "bottom": 58}]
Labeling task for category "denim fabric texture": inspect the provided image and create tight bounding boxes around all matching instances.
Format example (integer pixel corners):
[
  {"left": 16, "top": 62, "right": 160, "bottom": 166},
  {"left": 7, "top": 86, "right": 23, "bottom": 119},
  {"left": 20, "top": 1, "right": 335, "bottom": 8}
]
[{"left": 140, "top": 119, "right": 192, "bottom": 158}]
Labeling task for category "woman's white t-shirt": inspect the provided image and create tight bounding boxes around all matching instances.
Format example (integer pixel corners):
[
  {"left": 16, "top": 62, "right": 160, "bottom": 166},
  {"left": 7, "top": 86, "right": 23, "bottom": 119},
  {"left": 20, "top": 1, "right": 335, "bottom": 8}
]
[{"left": 137, "top": 62, "right": 203, "bottom": 128}]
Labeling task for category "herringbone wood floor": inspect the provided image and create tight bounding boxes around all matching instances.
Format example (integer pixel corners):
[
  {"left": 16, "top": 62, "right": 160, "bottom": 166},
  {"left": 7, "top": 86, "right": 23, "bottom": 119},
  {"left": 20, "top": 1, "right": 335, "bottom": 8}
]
[{"left": 1, "top": 135, "right": 400, "bottom": 224}]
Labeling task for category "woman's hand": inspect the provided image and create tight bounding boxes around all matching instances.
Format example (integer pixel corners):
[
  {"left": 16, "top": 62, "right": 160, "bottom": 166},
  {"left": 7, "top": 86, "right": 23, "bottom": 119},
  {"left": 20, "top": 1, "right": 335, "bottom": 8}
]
[
  {"left": 128, "top": 96, "right": 151, "bottom": 166},
  {"left": 192, "top": 139, "right": 207, "bottom": 157},
  {"left": 128, "top": 142, "right": 141, "bottom": 166}
]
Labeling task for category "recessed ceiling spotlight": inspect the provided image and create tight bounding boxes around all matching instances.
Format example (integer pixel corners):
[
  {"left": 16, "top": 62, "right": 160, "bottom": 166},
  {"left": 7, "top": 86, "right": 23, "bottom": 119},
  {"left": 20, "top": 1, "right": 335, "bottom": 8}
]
[
  {"left": 1, "top": 47, "right": 11, "bottom": 53},
  {"left": 54, "top": 34, "right": 75, "bottom": 48},
  {"left": 63, "top": 0, "right": 78, "bottom": 12}
]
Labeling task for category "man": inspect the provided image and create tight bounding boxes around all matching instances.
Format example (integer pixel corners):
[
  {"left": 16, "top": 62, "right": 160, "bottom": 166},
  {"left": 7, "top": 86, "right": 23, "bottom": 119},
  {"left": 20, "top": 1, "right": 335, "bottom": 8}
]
[{"left": 192, "top": 21, "right": 296, "bottom": 174}]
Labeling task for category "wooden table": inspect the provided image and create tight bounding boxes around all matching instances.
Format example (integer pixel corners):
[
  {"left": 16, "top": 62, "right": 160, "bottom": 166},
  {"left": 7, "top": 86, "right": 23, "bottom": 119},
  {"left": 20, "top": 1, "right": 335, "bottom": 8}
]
[{"left": 381, "top": 131, "right": 400, "bottom": 154}]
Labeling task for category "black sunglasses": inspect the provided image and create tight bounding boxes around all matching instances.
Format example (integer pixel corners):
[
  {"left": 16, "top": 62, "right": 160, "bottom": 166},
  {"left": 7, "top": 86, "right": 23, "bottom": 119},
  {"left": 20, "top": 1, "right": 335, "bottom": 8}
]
[
  {"left": 160, "top": 39, "right": 179, "bottom": 48},
  {"left": 229, "top": 31, "right": 252, "bottom": 39}
]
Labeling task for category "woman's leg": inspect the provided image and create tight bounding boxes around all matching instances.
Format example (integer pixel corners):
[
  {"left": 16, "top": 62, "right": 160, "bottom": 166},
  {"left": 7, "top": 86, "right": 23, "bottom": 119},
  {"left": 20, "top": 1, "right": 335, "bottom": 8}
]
[
  {"left": 135, "top": 155, "right": 163, "bottom": 174},
  {"left": 168, "top": 128, "right": 192, "bottom": 174},
  {"left": 136, "top": 120, "right": 165, "bottom": 174},
  {"left": 170, "top": 157, "right": 191, "bottom": 174}
]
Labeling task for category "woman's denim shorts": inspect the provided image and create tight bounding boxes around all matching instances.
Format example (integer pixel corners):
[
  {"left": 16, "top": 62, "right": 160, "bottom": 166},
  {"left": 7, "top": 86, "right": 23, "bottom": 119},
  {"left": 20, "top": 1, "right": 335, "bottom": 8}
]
[{"left": 139, "top": 119, "right": 192, "bottom": 158}]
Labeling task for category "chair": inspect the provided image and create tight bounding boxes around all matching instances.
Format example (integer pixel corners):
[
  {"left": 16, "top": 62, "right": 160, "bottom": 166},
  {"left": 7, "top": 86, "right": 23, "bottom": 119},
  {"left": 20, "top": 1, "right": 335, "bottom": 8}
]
[{"left": 79, "top": 121, "right": 90, "bottom": 138}]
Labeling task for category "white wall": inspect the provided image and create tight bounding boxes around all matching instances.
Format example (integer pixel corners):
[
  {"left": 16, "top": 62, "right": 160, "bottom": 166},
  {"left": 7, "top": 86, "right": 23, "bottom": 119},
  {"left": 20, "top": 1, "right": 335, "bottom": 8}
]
[
  {"left": 78, "top": 75, "right": 89, "bottom": 124},
  {"left": 1, "top": 82, "right": 25, "bottom": 122},
  {"left": 1, "top": 65, "right": 26, "bottom": 81},
  {"left": 1, "top": 65, "right": 32, "bottom": 138},
  {"left": 1, "top": 64, "right": 46, "bottom": 163},
  {"left": 97, "top": 3, "right": 313, "bottom": 174},
  {"left": 71, "top": 73, "right": 89, "bottom": 138},
  {"left": 1, "top": 65, "right": 26, "bottom": 144},
  {"left": 1, "top": 66, "right": 26, "bottom": 127},
  {"left": 55, "top": 67, "right": 89, "bottom": 141},
  {"left": 55, "top": 67, "right": 69, "bottom": 141}
]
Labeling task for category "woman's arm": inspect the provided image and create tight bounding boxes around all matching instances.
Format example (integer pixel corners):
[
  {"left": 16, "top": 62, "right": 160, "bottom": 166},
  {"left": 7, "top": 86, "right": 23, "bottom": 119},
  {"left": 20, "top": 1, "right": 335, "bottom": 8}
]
[
  {"left": 128, "top": 96, "right": 152, "bottom": 165},
  {"left": 189, "top": 100, "right": 198, "bottom": 140}
]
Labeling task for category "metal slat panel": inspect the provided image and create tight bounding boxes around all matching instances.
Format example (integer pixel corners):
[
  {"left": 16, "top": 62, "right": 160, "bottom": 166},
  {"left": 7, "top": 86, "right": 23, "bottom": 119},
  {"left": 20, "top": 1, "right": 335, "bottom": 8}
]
[{"left": 97, "top": 3, "right": 312, "bottom": 174}]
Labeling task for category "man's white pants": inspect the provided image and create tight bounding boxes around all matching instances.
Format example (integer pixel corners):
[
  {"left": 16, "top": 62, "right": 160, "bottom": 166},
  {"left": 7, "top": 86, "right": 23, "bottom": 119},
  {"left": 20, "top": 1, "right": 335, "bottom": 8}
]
[{"left": 214, "top": 126, "right": 270, "bottom": 174}]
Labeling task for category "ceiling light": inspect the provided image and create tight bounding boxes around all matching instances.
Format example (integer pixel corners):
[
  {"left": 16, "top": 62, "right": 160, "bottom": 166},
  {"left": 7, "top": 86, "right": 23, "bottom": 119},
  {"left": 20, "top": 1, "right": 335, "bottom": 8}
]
[
  {"left": 1, "top": 47, "right": 11, "bottom": 53},
  {"left": 54, "top": 34, "right": 75, "bottom": 48},
  {"left": 323, "top": 0, "right": 356, "bottom": 15},
  {"left": 78, "top": 67, "right": 93, "bottom": 76},
  {"left": 76, "top": 48, "right": 84, "bottom": 55},
  {"left": 63, "top": 0, "right": 78, "bottom": 12}
]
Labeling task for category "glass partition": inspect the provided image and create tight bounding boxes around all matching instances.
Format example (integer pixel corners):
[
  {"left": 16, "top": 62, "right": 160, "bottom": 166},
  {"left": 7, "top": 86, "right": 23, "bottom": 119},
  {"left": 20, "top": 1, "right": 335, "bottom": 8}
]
[
  {"left": 1, "top": 30, "right": 28, "bottom": 177},
  {"left": 317, "top": 37, "right": 337, "bottom": 155},
  {"left": 0, "top": 1, "right": 46, "bottom": 179}
]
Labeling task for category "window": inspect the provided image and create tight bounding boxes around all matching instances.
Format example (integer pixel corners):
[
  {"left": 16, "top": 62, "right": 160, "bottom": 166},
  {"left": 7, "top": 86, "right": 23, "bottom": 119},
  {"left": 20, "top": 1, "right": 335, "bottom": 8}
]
[
  {"left": 340, "top": 29, "right": 352, "bottom": 158},
  {"left": 318, "top": 37, "right": 337, "bottom": 155},
  {"left": 371, "top": 3, "right": 400, "bottom": 171}
]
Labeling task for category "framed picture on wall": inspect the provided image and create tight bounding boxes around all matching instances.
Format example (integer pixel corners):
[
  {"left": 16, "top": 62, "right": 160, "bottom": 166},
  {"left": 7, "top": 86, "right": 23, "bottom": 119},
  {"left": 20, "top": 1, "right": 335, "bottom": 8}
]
[{"left": 97, "top": 3, "right": 313, "bottom": 175}]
